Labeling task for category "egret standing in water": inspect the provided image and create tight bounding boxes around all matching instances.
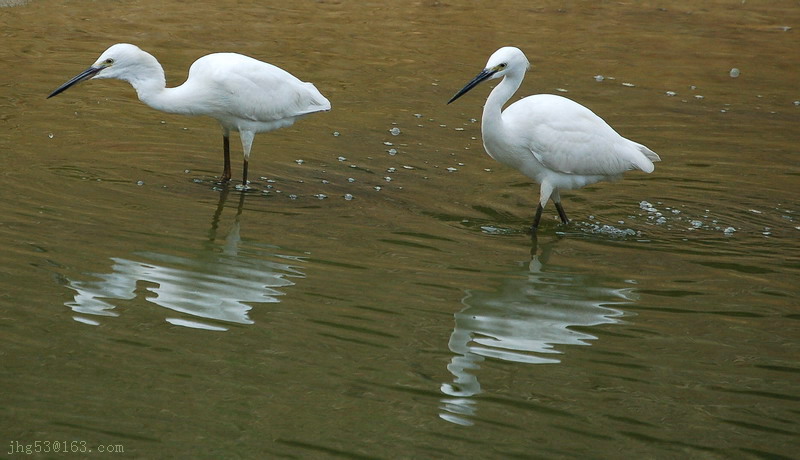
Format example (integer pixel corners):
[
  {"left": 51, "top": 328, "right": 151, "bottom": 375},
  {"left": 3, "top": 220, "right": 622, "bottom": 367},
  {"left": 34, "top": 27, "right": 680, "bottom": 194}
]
[
  {"left": 448, "top": 47, "right": 660, "bottom": 232},
  {"left": 48, "top": 43, "right": 331, "bottom": 185}
]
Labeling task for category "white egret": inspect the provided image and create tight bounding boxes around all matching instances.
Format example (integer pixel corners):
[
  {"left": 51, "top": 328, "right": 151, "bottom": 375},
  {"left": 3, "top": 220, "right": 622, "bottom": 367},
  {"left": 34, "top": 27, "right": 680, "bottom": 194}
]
[
  {"left": 448, "top": 47, "right": 660, "bottom": 232},
  {"left": 48, "top": 43, "right": 331, "bottom": 185}
]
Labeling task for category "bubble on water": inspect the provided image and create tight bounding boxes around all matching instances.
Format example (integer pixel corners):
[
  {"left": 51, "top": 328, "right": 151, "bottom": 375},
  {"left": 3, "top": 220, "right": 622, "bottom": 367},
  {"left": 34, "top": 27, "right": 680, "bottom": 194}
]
[
  {"left": 622, "top": 82, "right": 635, "bottom": 87},
  {"left": 694, "top": 95, "right": 704, "bottom": 100},
  {"left": 344, "top": 193, "right": 354, "bottom": 201},
  {"left": 414, "top": 113, "right": 423, "bottom": 118},
  {"left": 314, "top": 194, "right": 328, "bottom": 200},
  {"left": 723, "top": 227, "right": 736, "bottom": 235},
  {"left": 480, "top": 226, "right": 515, "bottom": 235},
  {"left": 454, "top": 127, "right": 465, "bottom": 131},
  {"left": 402, "top": 165, "right": 414, "bottom": 170},
  {"left": 374, "top": 186, "right": 382, "bottom": 191},
  {"left": 729, "top": 68, "right": 740, "bottom": 78},
  {"left": 656, "top": 217, "right": 667, "bottom": 225},
  {"left": 347, "top": 177, "right": 356, "bottom": 183},
  {"left": 383, "top": 141, "right": 393, "bottom": 146},
  {"left": 594, "top": 75, "right": 605, "bottom": 82},
  {"left": 665, "top": 91, "right": 677, "bottom": 97},
  {"left": 384, "top": 176, "right": 392, "bottom": 182},
  {"left": 387, "top": 167, "right": 396, "bottom": 173},
  {"left": 446, "top": 167, "right": 458, "bottom": 172},
  {"left": 389, "top": 127, "right": 401, "bottom": 136},
  {"left": 288, "top": 194, "right": 298, "bottom": 200},
  {"left": 639, "top": 200, "right": 658, "bottom": 213},
  {"left": 332, "top": 131, "right": 340, "bottom": 137},
  {"left": 337, "top": 156, "right": 347, "bottom": 162},
  {"left": 295, "top": 159, "right": 304, "bottom": 165},
  {"left": 690, "top": 220, "right": 703, "bottom": 229},
  {"left": 387, "top": 148, "right": 397, "bottom": 156},
  {"left": 136, "top": 180, "right": 145, "bottom": 186},
  {"left": 582, "top": 223, "right": 638, "bottom": 237},
  {"left": 794, "top": 101, "right": 800, "bottom": 107},
  {"left": 321, "top": 179, "right": 329, "bottom": 184},
  {"left": 556, "top": 88, "right": 568, "bottom": 93},
  {"left": 48, "top": 133, "right": 54, "bottom": 139}
]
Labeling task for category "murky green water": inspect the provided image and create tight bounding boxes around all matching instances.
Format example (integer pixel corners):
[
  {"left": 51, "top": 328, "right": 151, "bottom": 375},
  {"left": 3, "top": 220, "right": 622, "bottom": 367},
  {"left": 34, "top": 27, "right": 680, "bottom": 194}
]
[{"left": 1, "top": 0, "right": 798, "bottom": 458}]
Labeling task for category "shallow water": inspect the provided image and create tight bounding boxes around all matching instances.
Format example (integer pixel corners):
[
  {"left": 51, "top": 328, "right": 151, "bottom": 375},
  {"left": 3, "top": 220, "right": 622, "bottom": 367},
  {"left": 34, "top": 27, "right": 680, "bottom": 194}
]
[{"left": 1, "top": 0, "right": 798, "bottom": 458}]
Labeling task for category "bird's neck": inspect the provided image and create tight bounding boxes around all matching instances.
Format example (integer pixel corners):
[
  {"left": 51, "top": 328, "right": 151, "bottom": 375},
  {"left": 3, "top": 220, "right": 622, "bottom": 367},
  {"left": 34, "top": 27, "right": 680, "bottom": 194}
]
[
  {"left": 481, "top": 72, "right": 522, "bottom": 143},
  {"left": 125, "top": 66, "right": 194, "bottom": 115}
]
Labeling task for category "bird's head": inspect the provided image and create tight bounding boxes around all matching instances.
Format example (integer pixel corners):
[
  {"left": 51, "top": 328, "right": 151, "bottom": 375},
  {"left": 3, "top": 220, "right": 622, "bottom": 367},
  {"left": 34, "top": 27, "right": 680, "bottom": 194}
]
[
  {"left": 448, "top": 46, "right": 530, "bottom": 104},
  {"left": 47, "top": 43, "right": 155, "bottom": 98},
  {"left": 484, "top": 47, "right": 530, "bottom": 79}
]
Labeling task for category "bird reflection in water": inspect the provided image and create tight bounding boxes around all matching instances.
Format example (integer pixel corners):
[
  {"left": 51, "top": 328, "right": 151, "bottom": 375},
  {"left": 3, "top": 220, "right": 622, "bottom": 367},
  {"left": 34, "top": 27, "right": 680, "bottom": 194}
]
[
  {"left": 65, "top": 189, "right": 305, "bottom": 331},
  {"left": 439, "top": 235, "right": 635, "bottom": 426}
]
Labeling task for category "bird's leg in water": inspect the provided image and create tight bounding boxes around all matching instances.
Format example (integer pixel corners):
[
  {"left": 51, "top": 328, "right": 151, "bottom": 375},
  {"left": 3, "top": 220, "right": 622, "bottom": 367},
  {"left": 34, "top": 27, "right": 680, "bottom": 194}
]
[
  {"left": 555, "top": 201, "right": 569, "bottom": 225},
  {"left": 242, "top": 158, "right": 249, "bottom": 186},
  {"left": 530, "top": 204, "right": 544, "bottom": 233},
  {"left": 221, "top": 135, "right": 232, "bottom": 182}
]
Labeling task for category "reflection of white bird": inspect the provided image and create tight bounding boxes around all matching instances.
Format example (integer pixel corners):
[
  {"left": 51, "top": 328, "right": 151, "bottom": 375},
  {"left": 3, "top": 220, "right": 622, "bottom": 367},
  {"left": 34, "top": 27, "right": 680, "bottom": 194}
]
[
  {"left": 49, "top": 43, "right": 331, "bottom": 185},
  {"left": 448, "top": 47, "right": 660, "bottom": 232}
]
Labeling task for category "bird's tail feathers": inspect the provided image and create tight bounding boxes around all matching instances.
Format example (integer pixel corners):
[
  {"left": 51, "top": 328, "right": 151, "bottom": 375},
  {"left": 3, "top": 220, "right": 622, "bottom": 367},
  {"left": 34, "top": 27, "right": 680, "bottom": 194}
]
[
  {"left": 303, "top": 82, "right": 332, "bottom": 113},
  {"left": 633, "top": 143, "right": 660, "bottom": 173}
]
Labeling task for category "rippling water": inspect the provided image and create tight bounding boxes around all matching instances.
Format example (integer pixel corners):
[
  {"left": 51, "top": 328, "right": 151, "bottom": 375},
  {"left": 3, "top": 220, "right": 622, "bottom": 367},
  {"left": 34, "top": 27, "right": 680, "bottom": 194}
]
[{"left": 1, "top": 0, "right": 798, "bottom": 458}]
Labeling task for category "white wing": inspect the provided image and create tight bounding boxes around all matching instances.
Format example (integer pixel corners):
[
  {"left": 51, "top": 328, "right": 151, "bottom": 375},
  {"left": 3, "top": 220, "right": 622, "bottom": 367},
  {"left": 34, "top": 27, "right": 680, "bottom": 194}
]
[
  {"left": 504, "top": 94, "right": 658, "bottom": 176},
  {"left": 188, "top": 53, "right": 330, "bottom": 124}
]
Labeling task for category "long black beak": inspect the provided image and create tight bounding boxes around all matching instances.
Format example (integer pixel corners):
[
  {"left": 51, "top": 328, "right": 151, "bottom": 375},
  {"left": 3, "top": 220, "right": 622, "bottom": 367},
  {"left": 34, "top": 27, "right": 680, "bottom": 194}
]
[
  {"left": 447, "top": 68, "right": 496, "bottom": 104},
  {"left": 47, "top": 66, "right": 103, "bottom": 99}
]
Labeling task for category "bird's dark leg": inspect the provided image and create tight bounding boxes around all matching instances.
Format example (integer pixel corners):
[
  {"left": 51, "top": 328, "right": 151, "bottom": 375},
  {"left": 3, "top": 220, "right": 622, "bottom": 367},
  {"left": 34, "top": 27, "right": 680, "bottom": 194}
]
[
  {"left": 221, "top": 134, "right": 232, "bottom": 182},
  {"left": 555, "top": 201, "right": 569, "bottom": 225},
  {"left": 242, "top": 158, "right": 249, "bottom": 186},
  {"left": 530, "top": 204, "right": 544, "bottom": 234}
]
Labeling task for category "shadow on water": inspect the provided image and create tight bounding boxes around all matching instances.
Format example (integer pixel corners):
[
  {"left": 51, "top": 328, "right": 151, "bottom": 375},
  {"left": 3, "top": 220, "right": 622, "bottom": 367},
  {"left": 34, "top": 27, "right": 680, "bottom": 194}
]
[
  {"left": 64, "top": 188, "right": 305, "bottom": 331},
  {"left": 439, "top": 235, "right": 636, "bottom": 426}
]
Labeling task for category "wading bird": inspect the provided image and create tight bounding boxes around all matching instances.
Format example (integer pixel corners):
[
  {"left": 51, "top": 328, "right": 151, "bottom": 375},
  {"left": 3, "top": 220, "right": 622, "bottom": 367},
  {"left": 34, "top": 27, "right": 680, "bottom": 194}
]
[
  {"left": 448, "top": 47, "right": 660, "bottom": 232},
  {"left": 48, "top": 43, "right": 331, "bottom": 185}
]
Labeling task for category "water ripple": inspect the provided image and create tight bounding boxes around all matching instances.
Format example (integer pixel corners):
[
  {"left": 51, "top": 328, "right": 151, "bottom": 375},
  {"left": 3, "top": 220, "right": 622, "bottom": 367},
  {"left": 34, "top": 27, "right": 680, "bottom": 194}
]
[
  {"left": 439, "top": 236, "right": 635, "bottom": 425},
  {"left": 64, "top": 190, "right": 305, "bottom": 330}
]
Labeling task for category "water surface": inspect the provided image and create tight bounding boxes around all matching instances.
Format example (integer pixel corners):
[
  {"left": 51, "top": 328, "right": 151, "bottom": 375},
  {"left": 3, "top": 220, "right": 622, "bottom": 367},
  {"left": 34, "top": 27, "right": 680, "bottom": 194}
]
[{"left": 1, "top": 0, "right": 798, "bottom": 458}]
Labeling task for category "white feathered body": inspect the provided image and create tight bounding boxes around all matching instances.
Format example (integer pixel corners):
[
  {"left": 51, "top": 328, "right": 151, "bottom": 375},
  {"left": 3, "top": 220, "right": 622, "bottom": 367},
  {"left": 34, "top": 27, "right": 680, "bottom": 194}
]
[
  {"left": 50, "top": 43, "right": 331, "bottom": 184},
  {"left": 123, "top": 50, "right": 331, "bottom": 135},
  {"left": 482, "top": 93, "right": 659, "bottom": 202}
]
